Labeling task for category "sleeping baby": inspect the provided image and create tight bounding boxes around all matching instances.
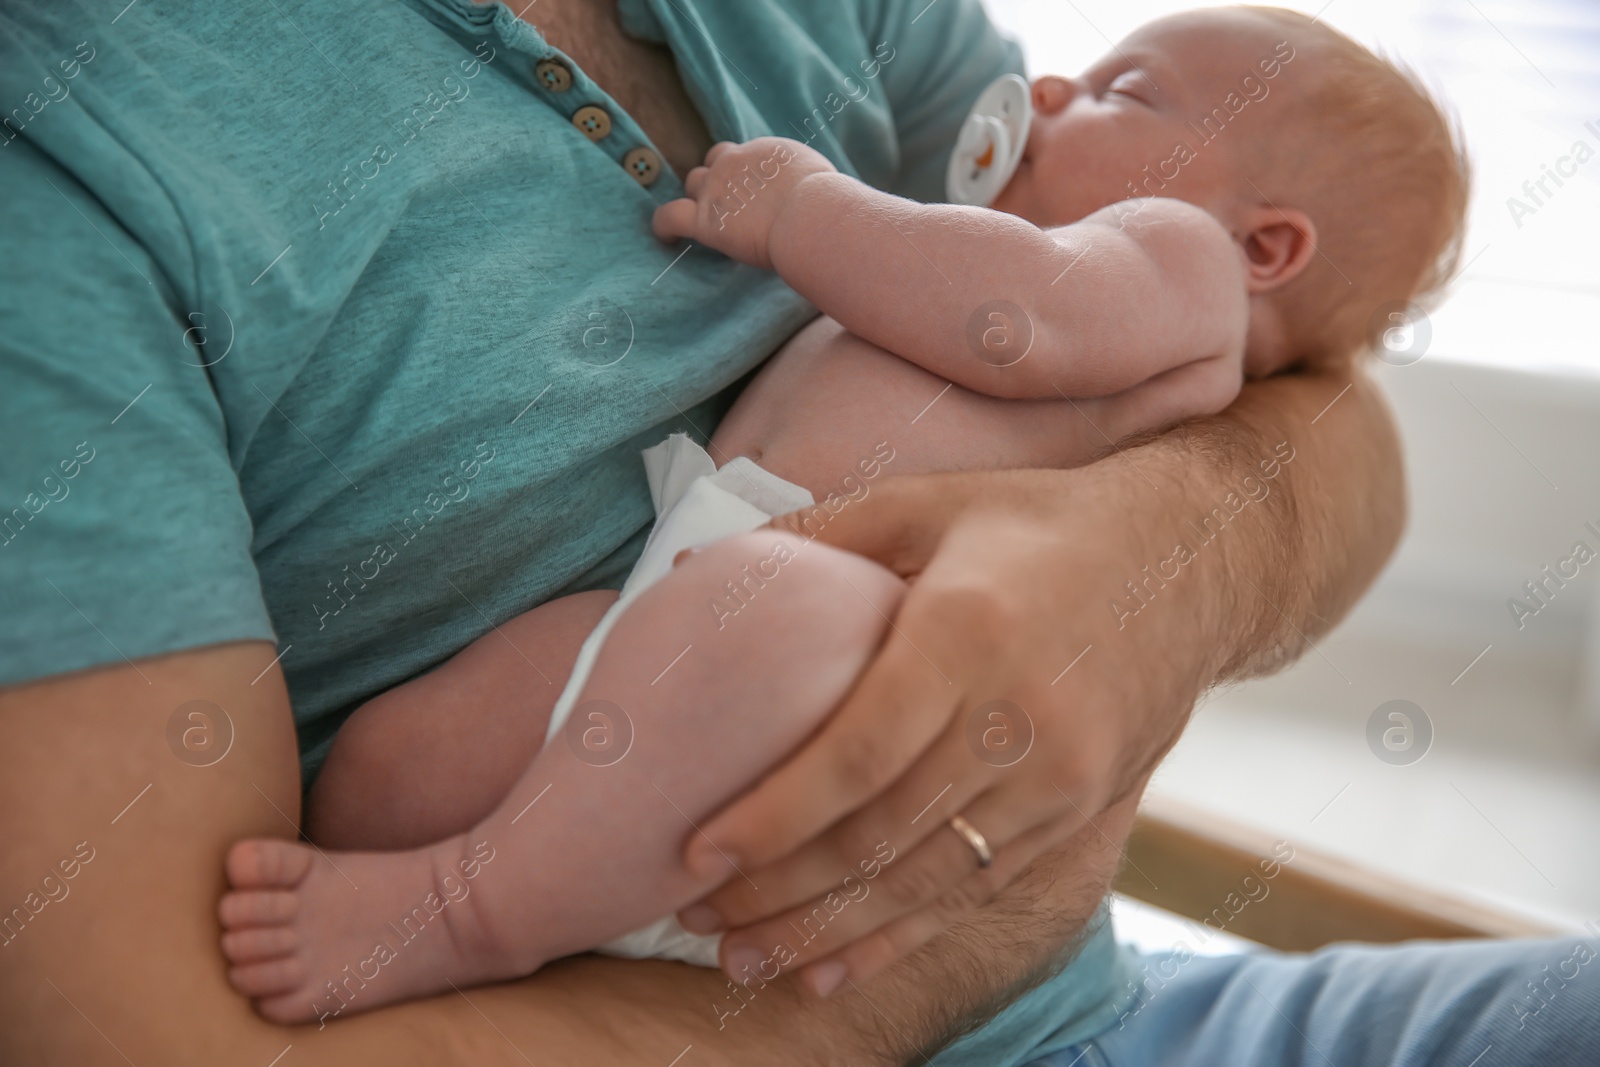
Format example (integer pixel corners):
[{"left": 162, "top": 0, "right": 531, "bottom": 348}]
[{"left": 216, "top": 6, "right": 1467, "bottom": 1024}]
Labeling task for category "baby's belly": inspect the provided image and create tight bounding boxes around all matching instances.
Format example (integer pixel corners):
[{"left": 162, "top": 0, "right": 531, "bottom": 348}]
[{"left": 710, "top": 317, "right": 1110, "bottom": 500}]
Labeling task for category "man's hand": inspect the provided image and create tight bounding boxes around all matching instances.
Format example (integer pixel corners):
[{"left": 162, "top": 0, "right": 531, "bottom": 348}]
[
  {"left": 677, "top": 467, "right": 1201, "bottom": 996},
  {"left": 675, "top": 363, "right": 1404, "bottom": 996},
  {"left": 652, "top": 138, "right": 837, "bottom": 269}
]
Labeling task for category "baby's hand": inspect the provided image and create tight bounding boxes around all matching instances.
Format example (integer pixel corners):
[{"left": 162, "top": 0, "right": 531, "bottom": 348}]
[{"left": 652, "top": 138, "right": 837, "bottom": 270}]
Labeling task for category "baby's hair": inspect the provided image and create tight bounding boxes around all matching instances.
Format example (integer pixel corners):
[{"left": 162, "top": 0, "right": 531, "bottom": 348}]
[{"left": 1242, "top": 7, "right": 1471, "bottom": 363}]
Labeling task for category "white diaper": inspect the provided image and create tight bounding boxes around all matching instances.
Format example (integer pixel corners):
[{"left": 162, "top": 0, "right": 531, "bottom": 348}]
[{"left": 544, "top": 433, "right": 814, "bottom": 966}]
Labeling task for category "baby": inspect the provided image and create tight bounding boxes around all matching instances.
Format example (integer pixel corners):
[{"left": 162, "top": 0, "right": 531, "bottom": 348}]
[{"left": 218, "top": 6, "right": 1467, "bottom": 1024}]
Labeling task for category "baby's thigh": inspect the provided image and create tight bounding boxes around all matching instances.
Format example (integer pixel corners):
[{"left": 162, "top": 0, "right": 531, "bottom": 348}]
[
  {"left": 306, "top": 589, "right": 616, "bottom": 850},
  {"left": 587, "top": 530, "right": 906, "bottom": 791}
]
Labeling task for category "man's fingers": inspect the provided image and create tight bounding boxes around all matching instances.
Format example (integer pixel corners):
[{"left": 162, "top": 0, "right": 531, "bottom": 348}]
[
  {"left": 703, "top": 140, "right": 736, "bottom": 164},
  {"left": 713, "top": 781, "right": 1067, "bottom": 977},
  {"left": 651, "top": 198, "right": 699, "bottom": 242},
  {"left": 689, "top": 741, "right": 996, "bottom": 927},
  {"left": 715, "top": 812, "right": 1008, "bottom": 981},
  {"left": 685, "top": 625, "right": 959, "bottom": 878},
  {"left": 693, "top": 716, "right": 1065, "bottom": 928},
  {"left": 799, "top": 819, "right": 1065, "bottom": 996},
  {"left": 770, "top": 473, "right": 956, "bottom": 576}
]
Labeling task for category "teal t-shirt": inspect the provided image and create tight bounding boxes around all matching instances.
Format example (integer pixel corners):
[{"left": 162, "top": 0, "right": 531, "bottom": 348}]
[{"left": 0, "top": 1, "right": 1126, "bottom": 1060}]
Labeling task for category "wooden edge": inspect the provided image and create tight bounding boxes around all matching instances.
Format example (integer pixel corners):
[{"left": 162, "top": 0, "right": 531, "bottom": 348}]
[{"left": 1113, "top": 793, "right": 1562, "bottom": 952}]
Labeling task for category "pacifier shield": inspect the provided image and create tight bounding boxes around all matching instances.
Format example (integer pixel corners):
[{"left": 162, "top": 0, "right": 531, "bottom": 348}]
[{"left": 946, "top": 73, "right": 1032, "bottom": 207}]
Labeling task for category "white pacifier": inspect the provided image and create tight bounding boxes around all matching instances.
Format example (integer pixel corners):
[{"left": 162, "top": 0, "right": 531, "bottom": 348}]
[{"left": 945, "top": 73, "right": 1032, "bottom": 207}]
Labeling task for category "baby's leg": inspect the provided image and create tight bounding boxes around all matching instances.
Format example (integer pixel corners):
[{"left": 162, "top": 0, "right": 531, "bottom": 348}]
[
  {"left": 219, "top": 530, "right": 905, "bottom": 1024},
  {"left": 304, "top": 590, "right": 614, "bottom": 851}
]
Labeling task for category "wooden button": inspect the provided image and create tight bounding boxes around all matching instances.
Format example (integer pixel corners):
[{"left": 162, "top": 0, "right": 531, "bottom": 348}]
[
  {"left": 623, "top": 146, "right": 662, "bottom": 186},
  {"left": 534, "top": 59, "right": 573, "bottom": 92},
  {"left": 572, "top": 105, "right": 612, "bottom": 141}
]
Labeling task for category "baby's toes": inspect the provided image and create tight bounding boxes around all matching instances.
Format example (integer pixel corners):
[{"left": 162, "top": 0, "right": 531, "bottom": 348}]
[
  {"left": 218, "top": 888, "right": 298, "bottom": 930},
  {"left": 226, "top": 838, "right": 315, "bottom": 890},
  {"left": 255, "top": 988, "right": 325, "bottom": 1025},
  {"left": 227, "top": 955, "right": 308, "bottom": 998},
  {"left": 221, "top": 924, "right": 300, "bottom": 964}
]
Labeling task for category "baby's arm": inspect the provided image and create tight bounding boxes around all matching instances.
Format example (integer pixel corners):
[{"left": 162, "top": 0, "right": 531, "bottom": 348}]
[{"left": 653, "top": 138, "right": 1247, "bottom": 403}]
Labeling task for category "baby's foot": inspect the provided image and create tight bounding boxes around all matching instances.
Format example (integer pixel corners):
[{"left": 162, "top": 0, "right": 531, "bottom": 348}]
[{"left": 218, "top": 836, "right": 518, "bottom": 1024}]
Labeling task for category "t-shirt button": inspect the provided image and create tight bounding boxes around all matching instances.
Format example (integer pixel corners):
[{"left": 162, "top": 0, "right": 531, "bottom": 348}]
[
  {"left": 572, "top": 105, "right": 612, "bottom": 141},
  {"left": 535, "top": 59, "right": 573, "bottom": 92},
  {"left": 624, "top": 146, "right": 662, "bottom": 186}
]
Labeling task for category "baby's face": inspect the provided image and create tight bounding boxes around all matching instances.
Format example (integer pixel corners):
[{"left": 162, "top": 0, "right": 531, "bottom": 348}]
[{"left": 991, "top": 9, "right": 1304, "bottom": 230}]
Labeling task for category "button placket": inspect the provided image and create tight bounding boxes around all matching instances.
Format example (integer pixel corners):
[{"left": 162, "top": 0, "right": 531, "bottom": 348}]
[
  {"left": 534, "top": 58, "right": 573, "bottom": 92},
  {"left": 518, "top": 39, "right": 682, "bottom": 196},
  {"left": 623, "top": 146, "right": 662, "bottom": 187},
  {"left": 571, "top": 104, "right": 613, "bottom": 141}
]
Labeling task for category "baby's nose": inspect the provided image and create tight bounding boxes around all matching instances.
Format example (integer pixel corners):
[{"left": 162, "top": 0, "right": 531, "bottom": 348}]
[{"left": 1032, "top": 75, "right": 1077, "bottom": 114}]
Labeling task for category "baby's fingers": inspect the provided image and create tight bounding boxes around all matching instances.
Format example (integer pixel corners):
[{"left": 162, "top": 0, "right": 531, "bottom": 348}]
[
  {"left": 684, "top": 166, "right": 711, "bottom": 199},
  {"left": 651, "top": 198, "right": 700, "bottom": 243}
]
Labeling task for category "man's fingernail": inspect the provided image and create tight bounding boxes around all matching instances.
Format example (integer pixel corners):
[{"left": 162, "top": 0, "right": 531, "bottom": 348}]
[
  {"left": 678, "top": 904, "right": 724, "bottom": 933},
  {"left": 806, "top": 961, "right": 849, "bottom": 998},
  {"left": 687, "top": 841, "right": 738, "bottom": 880},
  {"left": 724, "top": 945, "right": 764, "bottom": 980}
]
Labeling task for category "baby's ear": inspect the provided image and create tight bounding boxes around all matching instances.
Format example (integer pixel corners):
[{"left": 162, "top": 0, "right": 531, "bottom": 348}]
[{"left": 1235, "top": 204, "right": 1318, "bottom": 293}]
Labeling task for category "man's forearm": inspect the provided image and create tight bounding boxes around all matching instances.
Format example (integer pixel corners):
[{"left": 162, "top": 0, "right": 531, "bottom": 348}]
[
  {"left": 516, "top": 785, "right": 1132, "bottom": 1067},
  {"left": 1106, "top": 357, "right": 1404, "bottom": 685},
  {"left": 3, "top": 640, "right": 1128, "bottom": 1067}
]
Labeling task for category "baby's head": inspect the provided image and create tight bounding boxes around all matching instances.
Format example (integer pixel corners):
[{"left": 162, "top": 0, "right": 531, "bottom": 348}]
[{"left": 992, "top": 5, "right": 1469, "bottom": 373}]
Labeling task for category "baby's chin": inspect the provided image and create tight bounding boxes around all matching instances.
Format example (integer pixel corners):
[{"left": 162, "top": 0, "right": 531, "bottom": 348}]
[{"left": 988, "top": 161, "right": 1030, "bottom": 217}]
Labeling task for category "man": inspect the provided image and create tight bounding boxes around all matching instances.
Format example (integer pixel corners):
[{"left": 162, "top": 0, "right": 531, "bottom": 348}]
[{"left": 6, "top": 2, "right": 1587, "bottom": 1064}]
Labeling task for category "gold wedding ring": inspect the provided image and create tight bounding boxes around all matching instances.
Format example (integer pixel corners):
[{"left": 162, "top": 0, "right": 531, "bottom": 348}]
[{"left": 948, "top": 814, "right": 993, "bottom": 869}]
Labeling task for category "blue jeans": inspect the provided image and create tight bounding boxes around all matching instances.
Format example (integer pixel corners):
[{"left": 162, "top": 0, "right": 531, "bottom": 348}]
[{"left": 1027, "top": 936, "right": 1600, "bottom": 1066}]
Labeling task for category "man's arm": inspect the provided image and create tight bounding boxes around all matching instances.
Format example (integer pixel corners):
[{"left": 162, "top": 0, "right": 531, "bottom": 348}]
[
  {"left": 0, "top": 643, "right": 706, "bottom": 1065},
  {"left": 685, "top": 359, "right": 1404, "bottom": 994},
  {"left": 0, "top": 640, "right": 1128, "bottom": 1066}
]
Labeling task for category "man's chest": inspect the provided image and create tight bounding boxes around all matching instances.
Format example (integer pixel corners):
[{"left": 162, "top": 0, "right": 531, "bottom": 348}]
[{"left": 515, "top": 0, "right": 713, "bottom": 177}]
